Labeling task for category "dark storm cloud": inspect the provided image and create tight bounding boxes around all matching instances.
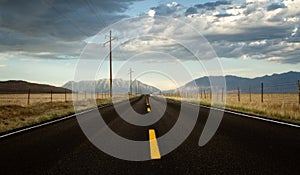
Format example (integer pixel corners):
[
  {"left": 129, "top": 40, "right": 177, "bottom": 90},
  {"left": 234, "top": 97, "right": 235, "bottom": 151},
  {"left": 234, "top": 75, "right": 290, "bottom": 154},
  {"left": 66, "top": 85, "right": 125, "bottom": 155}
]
[
  {"left": 267, "top": 3, "right": 287, "bottom": 11},
  {"left": 205, "top": 24, "right": 300, "bottom": 64},
  {"left": 194, "top": 0, "right": 231, "bottom": 10},
  {"left": 205, "top": 26, "right": 291, "bottom": 42},
  {"left": 185, "top": 7, "right": 198, "bottom": 16},
  {"left": 0, "top": 0, "right": 140, "bottom": 58},
  {"left": 214, "top": 13, "right": 233, "bottom": 17}
]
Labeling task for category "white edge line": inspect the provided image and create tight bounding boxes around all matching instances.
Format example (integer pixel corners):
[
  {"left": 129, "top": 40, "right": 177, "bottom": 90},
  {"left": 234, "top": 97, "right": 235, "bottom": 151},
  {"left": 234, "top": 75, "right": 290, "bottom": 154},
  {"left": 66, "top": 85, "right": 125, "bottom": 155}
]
[
  {"left": 165, "top": 98, "right": 300, "bottom": 128},
  {"left": 185, "top": 102, "right": 300, "bottom": 128},
  {"left": 0, "top": 104, "right": 111, "bottom": 139},
  {"left": 0, "top": 96, "right": 141, "bottom": 139}
]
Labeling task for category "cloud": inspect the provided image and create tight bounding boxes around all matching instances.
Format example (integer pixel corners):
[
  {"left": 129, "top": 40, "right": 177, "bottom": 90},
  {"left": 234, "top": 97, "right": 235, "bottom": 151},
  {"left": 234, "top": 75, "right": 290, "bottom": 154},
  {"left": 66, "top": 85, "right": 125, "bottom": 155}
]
[
  {"left": 185, "top": 7, "right": 198, "bottom": 16},
  {"left": 194, "top": 0, "right": 231, "bottom": 11},
  {"left": 102, "top": 0, "right": 300, "bottom": 64},
  {"left": 150, "top": 2, "right": 182, "bottom": 17},
  {"left": 148, "top": 9, "right": 156, "bottom": 17},
  {"left": 0, "top": 0, "right": 141, "bottom": 59},
  {"left": 149, "top": 0, "right": 300, "bottom": 64},
  {"left": 214, "top": 13, "right": 234, "bottom": 17},
  {"left": 115, "top": 36, "right": 196, "bottom": 62},
  {"left": 267, "top": 3, "right": 287, "bottom": 11},
  {"left": 1, "top": 0, "right": 300, "bottom": 65}
]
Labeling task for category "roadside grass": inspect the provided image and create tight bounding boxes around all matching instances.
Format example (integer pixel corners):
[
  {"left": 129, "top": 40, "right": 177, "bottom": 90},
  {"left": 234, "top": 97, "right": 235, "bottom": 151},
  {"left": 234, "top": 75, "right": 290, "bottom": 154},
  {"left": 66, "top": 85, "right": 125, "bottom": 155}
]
[
  {"left": 0, "top": 102, "right": 74, "bottom": 133},
  {"left": 166, "top": 94, "right": 300, "bottom": 124},
  {"left": 0, "top": 94, "right": 137, "bottom": 134}
]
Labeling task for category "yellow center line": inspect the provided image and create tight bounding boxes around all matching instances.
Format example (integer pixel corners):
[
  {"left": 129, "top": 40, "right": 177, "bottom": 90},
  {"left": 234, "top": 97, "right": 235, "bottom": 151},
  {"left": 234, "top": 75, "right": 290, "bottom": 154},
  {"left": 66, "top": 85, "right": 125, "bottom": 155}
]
[
  {"left": 146, "top": 96, "right": 150, "bottom": 112},
  {"left": 149, "top": 129, "right": 161, "bottom": 159}
]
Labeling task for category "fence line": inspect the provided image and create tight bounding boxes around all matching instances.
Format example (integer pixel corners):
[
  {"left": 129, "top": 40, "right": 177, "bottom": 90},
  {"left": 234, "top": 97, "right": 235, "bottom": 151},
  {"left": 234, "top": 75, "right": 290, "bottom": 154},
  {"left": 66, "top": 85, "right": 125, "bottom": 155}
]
[
  {"left": 0, "top": 88, "right": 119, "bottom": 106},
  {"left": 1, "top": 81, "right": 299, "bottom": 106},
  {"left": 163, "top": 80, "right": 300, "bottom": 105}
]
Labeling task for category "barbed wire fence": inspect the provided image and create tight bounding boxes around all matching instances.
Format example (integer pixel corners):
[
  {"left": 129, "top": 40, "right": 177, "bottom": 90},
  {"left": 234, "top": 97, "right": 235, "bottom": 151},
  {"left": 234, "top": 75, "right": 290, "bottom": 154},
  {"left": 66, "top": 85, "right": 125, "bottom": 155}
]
[
  {"left": 177, "top": 80, "right": 300, "bottom": 104},
  {"left": 0, "top": 89, "right": 113, "bottom": 106},
  {"left": 1, "top": 80, "right": 299, "bottom": 108},
  {"left": 223, "top": 81, "right": 300, "bottom": 105},
  {"left": 163, "top": 80, "right": 300, "bottom": 119}
]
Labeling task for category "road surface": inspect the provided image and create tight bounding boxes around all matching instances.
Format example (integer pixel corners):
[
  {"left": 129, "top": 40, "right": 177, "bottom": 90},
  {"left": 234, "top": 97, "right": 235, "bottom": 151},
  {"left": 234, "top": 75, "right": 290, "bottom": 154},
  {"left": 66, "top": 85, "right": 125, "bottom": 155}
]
[{"left": 1, "top": 95, "right": 300, "bottom": 174}]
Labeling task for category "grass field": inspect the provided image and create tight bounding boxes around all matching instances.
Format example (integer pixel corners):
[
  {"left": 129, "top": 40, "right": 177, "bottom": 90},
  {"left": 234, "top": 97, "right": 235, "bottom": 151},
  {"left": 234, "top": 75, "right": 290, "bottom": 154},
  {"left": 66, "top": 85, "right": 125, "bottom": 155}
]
[
  {"left": 0, "top": 93, "right": 130, "bottom": 133},
  {"left": 0, "top": 93, "right": 113, "bottom": 106},
  {"left": 167, "top": 93, "right": 300, "bottom": 123}
]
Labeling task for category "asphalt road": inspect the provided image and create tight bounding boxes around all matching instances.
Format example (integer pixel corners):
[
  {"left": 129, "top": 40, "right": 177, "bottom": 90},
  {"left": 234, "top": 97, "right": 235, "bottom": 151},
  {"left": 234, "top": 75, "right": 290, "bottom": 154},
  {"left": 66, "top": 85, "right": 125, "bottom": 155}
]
[{"left": 1, "top": 95, "right": 300, "bottom": 174}]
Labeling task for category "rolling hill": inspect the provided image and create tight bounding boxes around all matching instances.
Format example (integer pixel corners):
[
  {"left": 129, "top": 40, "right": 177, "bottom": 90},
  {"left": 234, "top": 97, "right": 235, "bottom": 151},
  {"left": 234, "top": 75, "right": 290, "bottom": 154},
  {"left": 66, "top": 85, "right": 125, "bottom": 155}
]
[{"left": 0, "top": 80, "right": 71, "bottom": 94}]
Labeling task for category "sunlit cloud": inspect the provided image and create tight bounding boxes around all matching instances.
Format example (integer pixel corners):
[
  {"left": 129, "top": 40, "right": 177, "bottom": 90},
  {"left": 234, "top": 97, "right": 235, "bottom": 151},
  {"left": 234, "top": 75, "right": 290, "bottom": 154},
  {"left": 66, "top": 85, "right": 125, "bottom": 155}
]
[{"left": 148, "top": 9, "right": 156, "bottom": 17}]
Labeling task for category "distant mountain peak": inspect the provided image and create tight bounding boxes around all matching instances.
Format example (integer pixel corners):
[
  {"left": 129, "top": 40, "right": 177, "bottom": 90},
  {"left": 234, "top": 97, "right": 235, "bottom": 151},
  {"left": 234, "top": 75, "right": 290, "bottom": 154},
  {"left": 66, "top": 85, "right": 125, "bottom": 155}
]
[
  {"left": 62, "top": 78, "right": 160, "bottom": 94},
  {"left": 171, "top": 71, "right": 300, "bottom": 94}
]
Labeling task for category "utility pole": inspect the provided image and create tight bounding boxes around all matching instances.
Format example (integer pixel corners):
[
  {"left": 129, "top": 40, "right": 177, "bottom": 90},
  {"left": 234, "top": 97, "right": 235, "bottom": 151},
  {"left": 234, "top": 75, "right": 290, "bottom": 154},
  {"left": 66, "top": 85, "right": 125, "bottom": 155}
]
[
  {"left": 103, "top": 30, "right": 117, "bottom": 97},
  {"left": 129, "top": 68, "right": 134, "bottom": 95},
  {"left": 298, "top": 80, "right": 300, "bottom": 105},
  {"left": 135, "top": 79, "right": 137, "bottom": 94},
  {"left": 138, "top": 81, "right": 140, "bottom": 94}
]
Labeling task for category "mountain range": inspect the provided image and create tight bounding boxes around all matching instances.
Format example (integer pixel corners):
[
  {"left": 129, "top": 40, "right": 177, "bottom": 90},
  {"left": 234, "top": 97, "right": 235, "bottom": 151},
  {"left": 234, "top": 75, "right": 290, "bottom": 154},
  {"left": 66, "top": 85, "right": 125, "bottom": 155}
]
[
  {"left": 0, "top": 71, "right": 299, "bottom": 94},
  {"left": 177, "top": 71, "right": 300, "bottom": 94},
  {"left": 62, "top": 79, "right": 160, "bottom": 94}
]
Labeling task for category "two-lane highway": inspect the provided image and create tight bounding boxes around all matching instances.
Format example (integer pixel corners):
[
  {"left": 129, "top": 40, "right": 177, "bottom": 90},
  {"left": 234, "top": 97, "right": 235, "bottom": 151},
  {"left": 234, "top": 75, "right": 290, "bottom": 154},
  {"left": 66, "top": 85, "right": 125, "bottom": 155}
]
[{"left": 1, "top": 95, "right": 300, "bottom": 174}]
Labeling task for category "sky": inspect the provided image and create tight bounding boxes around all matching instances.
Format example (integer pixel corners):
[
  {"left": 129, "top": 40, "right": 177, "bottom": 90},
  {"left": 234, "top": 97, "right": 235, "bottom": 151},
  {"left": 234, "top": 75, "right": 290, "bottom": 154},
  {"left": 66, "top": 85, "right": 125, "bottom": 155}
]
[{"left": 0, "top": 0, "right": 299, "bottom": 90}]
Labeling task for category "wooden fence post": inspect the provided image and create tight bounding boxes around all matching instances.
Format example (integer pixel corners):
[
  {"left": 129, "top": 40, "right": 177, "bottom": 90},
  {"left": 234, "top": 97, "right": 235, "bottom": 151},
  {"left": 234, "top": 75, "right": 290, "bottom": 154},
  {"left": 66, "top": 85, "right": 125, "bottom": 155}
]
[
  {"left": 222, "top": 88, "right": 224, "bottom": 102},
  {"left": 238, "top": 86, "right": 240, "bottom": 102},
  {"left": 50, "top": 90, "right": 53, "bottom": 103},
  {"left": 298, "top": 80, "right": 300, "bottom": 105},
  {"left": 64, "top": 88, "right": 67, "bottom": 102},
  {"left": 27, "top": 88, "right": 30, "bottom": 106},
  {"left": 261, "top": 82, "right": 264, "bottom": 103},
  {"left": 249, "top": 85, "right": 252, "bottom": 102}
]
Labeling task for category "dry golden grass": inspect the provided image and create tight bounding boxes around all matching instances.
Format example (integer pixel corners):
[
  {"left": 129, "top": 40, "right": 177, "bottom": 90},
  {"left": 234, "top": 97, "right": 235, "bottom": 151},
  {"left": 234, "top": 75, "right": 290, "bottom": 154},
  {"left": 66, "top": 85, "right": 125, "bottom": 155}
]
[
  {"left": 0, "top": 102, "right": 74, "bottom": 133},
  {"left": 166, "top": 93, "right": 300, "bottom": 123},
  {"left": 0, "top": 93, "right": 132, "bottom": 133},
  {"left": 0, "top": 93, "right": 115, "bottom": 106}
]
